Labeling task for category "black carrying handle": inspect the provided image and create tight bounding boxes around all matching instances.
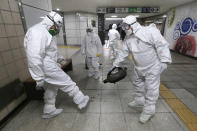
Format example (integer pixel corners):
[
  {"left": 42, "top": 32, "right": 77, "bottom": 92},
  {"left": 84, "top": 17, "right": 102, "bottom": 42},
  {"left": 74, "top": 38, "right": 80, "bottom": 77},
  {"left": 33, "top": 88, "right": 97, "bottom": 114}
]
[
  {"left": 108, "top": 67, "right": 119, "bottom": 75},
  {"left": 108, "top": 67, "right": 127, "bottom": 75},
  {"left": 104, "top": 67, "right": 127, "bottom": 84},
  {"left": 103, "top": 67, "right": 117, "bottom": 83}
]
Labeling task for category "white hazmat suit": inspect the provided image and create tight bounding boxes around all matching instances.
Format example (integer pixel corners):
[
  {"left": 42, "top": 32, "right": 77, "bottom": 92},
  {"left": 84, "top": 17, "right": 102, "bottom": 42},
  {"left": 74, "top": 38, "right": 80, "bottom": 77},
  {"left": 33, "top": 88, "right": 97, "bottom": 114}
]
[
  {"left": 24, "top": 11, "right": 89, "bottom": 118},
  {"left": 108, "top": 24, "right": 120, "bottom": 59},
  {"left": 113, "top": 15, "right": 172, "bottom": 123},
  {"left": 81, "top": 29, "right": 103, "bottom": 79}
]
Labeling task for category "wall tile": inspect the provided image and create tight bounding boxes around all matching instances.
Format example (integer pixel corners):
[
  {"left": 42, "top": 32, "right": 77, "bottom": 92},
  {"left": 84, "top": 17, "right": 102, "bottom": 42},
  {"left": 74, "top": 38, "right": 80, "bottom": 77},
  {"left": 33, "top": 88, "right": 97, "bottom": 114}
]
[
  {"left": 64, "top": 13, "right": 98, "bottom": 46},
  {"left": 12, "top": 48, "right": 22, "bottom": 60},
  {"left": 15, "top": 25, "right": 24, "bottom": 36},
  {"left": 0, "top": 66, "right": 9, "bottom": 80},
  {"left": 20, "top": 48, "right": 26, "bottom": 58},
  {"left": 0, "top": 38, "right": 10, "bottom": 51},
  {"left": 79, "top": 16, "right": 88, "bottom": 22},
  {"left": 23, "top": 58, "right": 28, "bottom": 68},
  {"left": 80, "top": 30, "right": 87, "bottom": 37},
  {"left": 0, "top": 54, "right": 4, "bottom": 66},
  {"left": 67, "top": 37, "right": 80, "bottom": 45},
  {"left": 1, "top": 11, "right": 13, "bottom": 24},
  {"left": 8, "top": 0, "right": 19, "bottom": 12},
  {"left": 5, "top": 63, "right": 18, "bottom": 78},
  {"left": 19, "top": 68, "right": 30, "bottom": 81},
  {"left": 0, "top": 0, "right": 10, "bottom": 11},
  {"left": 11, "top": 12, "right": 22, "bottom": 24},
  {"left": 0, "top": 11, "right": 3, "bottom": 24},
  {"left": 8, "top": 37, "right": 19, "bottom": 49},
  {"left": 0, "top": 0, "right": 27, "bottom": 121},
  {"left": 18, "top": 36, "right": 24, "bottom": 48},
  {"left": 80, "top": 22, "right": 87, "bottom": 29},
  {"left": 0, "top": 24, "right": 7, "bottom": 37},
  {"left": 5, "top": 24, "right": 17, "bottom": 37},
  {"left": 15, "top": 59, "right": 25, "bottom": 71},
  {"left": 65, "top": 22, "right": 79, "bottom": 29},
  {"left": 9, "top": 72, "right": 18, "bottom": 81},
  {"left": 66, "top": 29, "right": 80, "bottom": 37},
  {"left": 2, "top": 51, "right": 14, "bottom": 64}
]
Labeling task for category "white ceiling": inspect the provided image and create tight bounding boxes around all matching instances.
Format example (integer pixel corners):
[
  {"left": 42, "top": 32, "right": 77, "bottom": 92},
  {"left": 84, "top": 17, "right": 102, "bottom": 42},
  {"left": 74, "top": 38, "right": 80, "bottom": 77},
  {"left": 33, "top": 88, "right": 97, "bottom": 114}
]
[{"left": 52, "top": 0, "right": 196, "bottom": 18}]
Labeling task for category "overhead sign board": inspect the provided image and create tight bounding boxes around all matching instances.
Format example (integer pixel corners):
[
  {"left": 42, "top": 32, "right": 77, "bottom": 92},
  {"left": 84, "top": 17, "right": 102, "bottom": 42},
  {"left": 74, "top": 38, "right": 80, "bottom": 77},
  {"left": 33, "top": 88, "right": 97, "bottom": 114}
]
[
  {"left": 107, "top": 8, "right": 116, "bottom": 13},
  {"left": 97, "top": 8, "right": 107, "bottom": 13},
  {"left": 97, "top": 7, "right": 159, "bottom": 13},
  {"left": 115, "top": 8, "right": 128, "bottom": 13}
]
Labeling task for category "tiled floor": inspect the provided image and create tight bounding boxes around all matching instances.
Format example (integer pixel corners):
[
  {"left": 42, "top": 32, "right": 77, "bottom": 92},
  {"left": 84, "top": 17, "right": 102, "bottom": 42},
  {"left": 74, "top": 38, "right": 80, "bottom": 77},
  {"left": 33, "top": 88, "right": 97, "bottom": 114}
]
[
  {"left": 162, "top": 52, "right": 197, "bottom": 116},
  {"left": 2, "top": 47, "right": 197, "bottom": 131}
]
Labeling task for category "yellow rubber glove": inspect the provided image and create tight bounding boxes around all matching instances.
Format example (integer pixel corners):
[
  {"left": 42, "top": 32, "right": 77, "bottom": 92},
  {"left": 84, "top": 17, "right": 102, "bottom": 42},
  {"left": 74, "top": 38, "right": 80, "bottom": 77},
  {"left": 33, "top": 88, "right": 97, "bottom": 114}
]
[{"left": 96, "top": 53, "right": 100, "bottom": 57}]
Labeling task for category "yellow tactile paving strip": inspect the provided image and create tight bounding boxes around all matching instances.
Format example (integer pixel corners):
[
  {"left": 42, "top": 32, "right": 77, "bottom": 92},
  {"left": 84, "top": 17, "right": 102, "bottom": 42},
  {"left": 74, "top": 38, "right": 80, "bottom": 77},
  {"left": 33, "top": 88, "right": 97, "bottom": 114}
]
[
  {"left": 59, "top": 46, "right": 80, "bottom": 49},
  {"left": 128, "top": 55, "right": 197, "bottom": 131}
]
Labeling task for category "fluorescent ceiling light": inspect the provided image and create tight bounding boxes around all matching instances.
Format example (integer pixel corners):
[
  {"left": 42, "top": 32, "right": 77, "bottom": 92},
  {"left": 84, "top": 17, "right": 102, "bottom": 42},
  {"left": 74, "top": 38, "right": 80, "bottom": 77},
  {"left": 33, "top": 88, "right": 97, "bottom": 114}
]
[
  {"left": 111, "top": 15, "right": 117, "bottom": 18},
  {"left": 162, "top": 15, "right": 167, "bottom": 18},
  {"left": 56, "top": 8, "right": 60, "bottom": 11},
  {"left": 155, "top": 21, "right": 163, "bottom": 24},
  {"left": 76, "top": 13, "right": 81, "bottom": 16},
  {"left": 105, "top": 18, "right": 123, "bottom": 20}
]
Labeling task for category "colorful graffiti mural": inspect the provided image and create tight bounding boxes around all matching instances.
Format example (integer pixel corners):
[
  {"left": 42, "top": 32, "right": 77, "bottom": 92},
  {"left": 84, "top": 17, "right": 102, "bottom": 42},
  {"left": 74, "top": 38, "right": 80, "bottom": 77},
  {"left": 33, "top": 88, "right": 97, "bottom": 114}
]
[
  {"left": 174, "top": 35, "right": 196, "bottom": 56},
  {"left": 173, "top": 17, "right": 197, "bottom": 56}
]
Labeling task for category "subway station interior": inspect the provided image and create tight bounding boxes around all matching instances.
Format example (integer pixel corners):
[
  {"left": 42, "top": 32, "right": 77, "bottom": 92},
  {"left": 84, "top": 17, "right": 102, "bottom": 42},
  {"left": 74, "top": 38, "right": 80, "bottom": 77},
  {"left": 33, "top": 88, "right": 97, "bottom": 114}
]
[{"left": 0, "top": 0, "right": 197, "bottom": 131}]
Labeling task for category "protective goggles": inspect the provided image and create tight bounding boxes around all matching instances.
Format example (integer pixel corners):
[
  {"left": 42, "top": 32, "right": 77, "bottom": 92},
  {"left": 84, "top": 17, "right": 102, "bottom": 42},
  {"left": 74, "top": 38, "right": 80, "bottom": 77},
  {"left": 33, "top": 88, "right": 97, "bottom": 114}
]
[
  {"left": 121, "top": 22, "right": 136, "bottom": 30},
  {"left": 47, "top": 15, "right": 62, "bottom": 34},
  {"left": 86, "top": 28, "right": 93, "bottom": 32},
  {"left": 121, "top": 23, "right": 130, "bottom": 30}
]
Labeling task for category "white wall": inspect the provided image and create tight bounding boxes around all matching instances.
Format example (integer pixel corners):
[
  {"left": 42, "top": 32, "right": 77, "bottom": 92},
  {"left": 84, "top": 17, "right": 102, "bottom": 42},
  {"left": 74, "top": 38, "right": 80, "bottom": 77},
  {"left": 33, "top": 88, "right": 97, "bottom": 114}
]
[
  {"left": 164, "top": 1, "right": 197, "bottom": 57},
  {"left": 22, "top": 4, "right": 49, "bottom": 28},
  {"left": 21, "top": 0, "right": 52, "bottom": 28},
  {"left": 21, "top": 0, "right": 64, "bottom": 45},
  {"left": 64, "top": 12, "right": 98, "bottom": 46}
]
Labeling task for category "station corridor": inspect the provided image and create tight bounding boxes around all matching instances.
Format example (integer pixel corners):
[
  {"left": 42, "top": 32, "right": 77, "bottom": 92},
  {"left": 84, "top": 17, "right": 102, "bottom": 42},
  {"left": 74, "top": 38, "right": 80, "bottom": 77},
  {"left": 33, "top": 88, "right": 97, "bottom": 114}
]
[
  {"left": 2, "top": 46, "right": 197, "bottom": 131},
  {"left": 1, "top": 0, "right": 197, "bottom": 130}
]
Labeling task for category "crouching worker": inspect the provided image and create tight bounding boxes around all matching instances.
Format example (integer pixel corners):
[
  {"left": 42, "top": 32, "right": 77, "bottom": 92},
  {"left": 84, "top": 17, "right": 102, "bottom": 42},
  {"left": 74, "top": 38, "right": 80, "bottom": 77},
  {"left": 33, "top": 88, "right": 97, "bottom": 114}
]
[{"left": 24, "top": 11, "right": 89, "bottom": 119}]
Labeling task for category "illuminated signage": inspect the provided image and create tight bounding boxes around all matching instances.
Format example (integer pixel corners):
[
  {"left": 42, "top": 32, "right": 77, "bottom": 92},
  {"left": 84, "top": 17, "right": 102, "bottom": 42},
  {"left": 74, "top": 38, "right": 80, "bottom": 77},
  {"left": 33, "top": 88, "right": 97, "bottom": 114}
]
[{"left": 97, "top": 7, "right": 159, "bottom": 13}]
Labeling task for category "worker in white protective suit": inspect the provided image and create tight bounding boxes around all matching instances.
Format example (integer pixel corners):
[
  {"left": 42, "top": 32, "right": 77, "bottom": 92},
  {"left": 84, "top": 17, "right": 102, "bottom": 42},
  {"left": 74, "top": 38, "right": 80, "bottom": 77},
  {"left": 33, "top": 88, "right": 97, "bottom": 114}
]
[
  {"left": 81, "top": 27, "right": 103, "bottom": 79},
  {"left": 24, "top": 11, "right": 89, "bottom": 119},
  {"left": 112, "top": 15, "right": 172, "bottom": 123},
  {"left": 108, "top": 24, "right": 120, "bottom": 59}
]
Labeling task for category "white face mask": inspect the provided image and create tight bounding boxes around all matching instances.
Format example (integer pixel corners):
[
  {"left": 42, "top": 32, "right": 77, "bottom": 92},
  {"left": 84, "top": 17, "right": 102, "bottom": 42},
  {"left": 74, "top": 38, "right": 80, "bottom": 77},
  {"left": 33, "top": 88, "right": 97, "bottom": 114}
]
[{"left": 125, "top": 29, "right": 133, "bottom": 36}]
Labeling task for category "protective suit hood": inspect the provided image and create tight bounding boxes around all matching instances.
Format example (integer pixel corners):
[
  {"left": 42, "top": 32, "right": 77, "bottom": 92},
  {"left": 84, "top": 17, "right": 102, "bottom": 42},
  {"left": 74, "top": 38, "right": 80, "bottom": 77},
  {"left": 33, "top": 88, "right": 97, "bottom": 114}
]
[
  {"left": 122, "top": 15, "right": 141, "bottom": 34},
  {"left": 112, "top": 24, "right": 117, "bottom": 29},
  {"left": 40, "top": 11, "right": 63, "bottom": 34},
  {"left": 40, "top": 16, "right": 54, "bottom": 30}
]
